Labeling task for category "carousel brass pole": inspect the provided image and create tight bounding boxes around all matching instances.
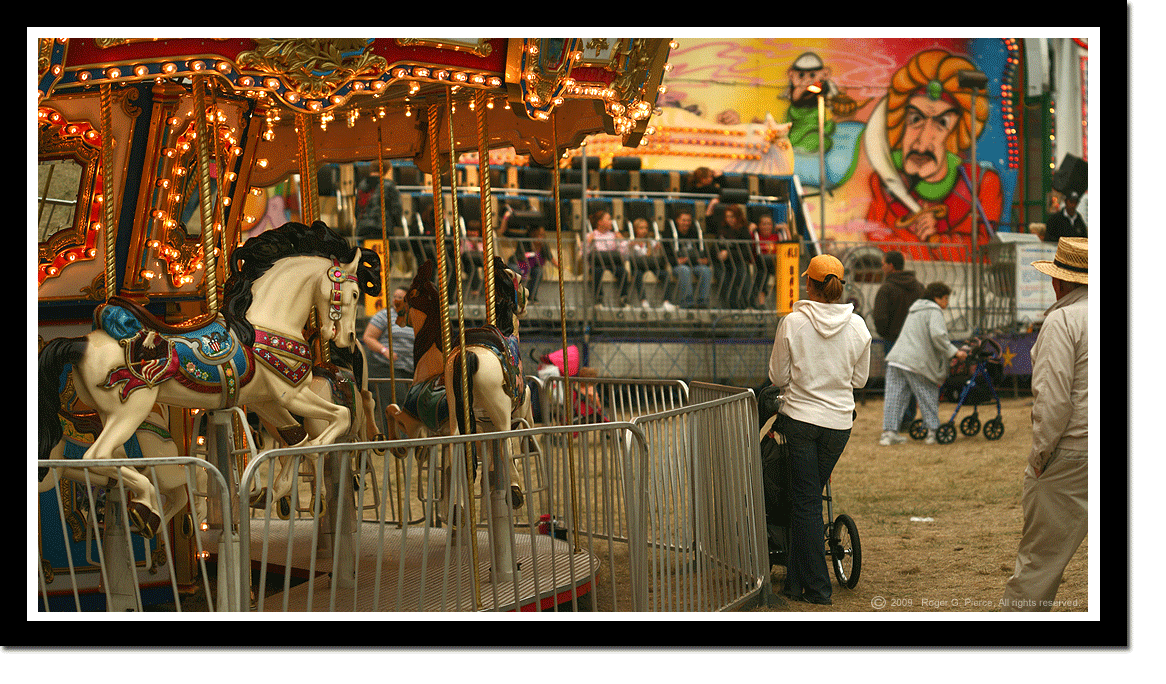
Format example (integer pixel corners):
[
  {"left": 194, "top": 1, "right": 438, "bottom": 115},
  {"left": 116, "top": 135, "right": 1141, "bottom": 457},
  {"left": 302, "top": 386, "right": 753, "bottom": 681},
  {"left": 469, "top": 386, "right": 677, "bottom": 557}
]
[
  {"left": 99, "top": 84, "right": 118, "bottom": 302},
  {"left": 446, "top": 89, "right": 480, "bottom": 607},
  {"left": 192, "top": 77, "right": 218, "bottom": 314},
  {"left": 297, "top": 113, "right": 329, "bottom": 365},
  {"left": 426, "top": 104, "right": 452, "bottom": 358},
  {"left": 551, "top": 113, "right": 580, "bottom": 552},
  {"left": 374, "top": 119, "right": 403, "bottom": 526},
  {"left": 375, "top": 120, "right": 396, "bottom": 401},
  {"left": 429, "top": 99, "right": 480, "bottom": 607},
  {"left": 475, "top": 90, "right": 496, "bottom": 328}
]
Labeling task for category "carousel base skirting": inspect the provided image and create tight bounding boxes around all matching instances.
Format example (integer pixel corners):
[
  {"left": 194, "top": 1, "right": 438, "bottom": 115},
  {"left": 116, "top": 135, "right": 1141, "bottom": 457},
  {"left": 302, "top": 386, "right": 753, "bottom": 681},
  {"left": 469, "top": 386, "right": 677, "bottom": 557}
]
[{"left": 232, "top": 518, "right": 597, "bottom": 612}]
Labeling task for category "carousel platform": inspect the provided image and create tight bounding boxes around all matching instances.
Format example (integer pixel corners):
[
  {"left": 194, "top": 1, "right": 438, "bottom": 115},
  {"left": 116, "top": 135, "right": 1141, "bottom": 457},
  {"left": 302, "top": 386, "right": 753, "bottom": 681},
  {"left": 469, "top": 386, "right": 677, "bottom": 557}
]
[{"left": 229, "top": 518, "right": 598, "bottom": 612}]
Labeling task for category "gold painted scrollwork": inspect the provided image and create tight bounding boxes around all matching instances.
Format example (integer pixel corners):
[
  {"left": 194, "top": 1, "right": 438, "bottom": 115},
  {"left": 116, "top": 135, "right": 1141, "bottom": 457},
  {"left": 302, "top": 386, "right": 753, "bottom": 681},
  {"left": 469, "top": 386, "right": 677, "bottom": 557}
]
[
  {"left": 395, "top": 38, "right": 493, "bottom": 57},
  {"left": 236, "top": 38, "right": 388, "bottom": 100}
]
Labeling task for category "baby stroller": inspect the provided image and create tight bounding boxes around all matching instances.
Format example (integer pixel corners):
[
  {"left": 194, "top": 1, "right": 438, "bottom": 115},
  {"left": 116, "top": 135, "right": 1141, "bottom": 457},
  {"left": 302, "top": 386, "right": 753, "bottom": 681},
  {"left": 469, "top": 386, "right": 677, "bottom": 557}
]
[
  {"left": 757, "top": 385, "right": 862, "bottom": 589},
  {"left": 909, "top": 336, "right": 1005, "bottom": 445}
]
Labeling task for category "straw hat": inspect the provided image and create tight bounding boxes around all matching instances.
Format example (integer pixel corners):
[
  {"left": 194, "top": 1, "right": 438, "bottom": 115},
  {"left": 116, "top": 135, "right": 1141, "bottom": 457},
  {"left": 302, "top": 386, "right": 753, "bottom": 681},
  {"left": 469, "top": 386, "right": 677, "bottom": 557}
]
[{"left": 1031, "top": 237, "right": 1088, "bottom": 285}]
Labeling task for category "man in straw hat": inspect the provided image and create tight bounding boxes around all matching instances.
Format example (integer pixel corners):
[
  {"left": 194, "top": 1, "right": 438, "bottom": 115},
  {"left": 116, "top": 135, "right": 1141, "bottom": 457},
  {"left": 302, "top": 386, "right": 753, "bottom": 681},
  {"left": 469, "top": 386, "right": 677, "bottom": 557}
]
[{"left": 1001, "top": 237, "right": 1088, "bottom": 611}]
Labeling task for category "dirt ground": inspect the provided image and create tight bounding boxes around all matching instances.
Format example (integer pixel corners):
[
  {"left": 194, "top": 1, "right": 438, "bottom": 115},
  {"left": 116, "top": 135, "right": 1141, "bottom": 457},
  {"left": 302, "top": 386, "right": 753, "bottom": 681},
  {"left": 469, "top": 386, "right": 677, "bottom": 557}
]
[{"left": 746, "top": 393, "right": 1089, "bottom": 613}]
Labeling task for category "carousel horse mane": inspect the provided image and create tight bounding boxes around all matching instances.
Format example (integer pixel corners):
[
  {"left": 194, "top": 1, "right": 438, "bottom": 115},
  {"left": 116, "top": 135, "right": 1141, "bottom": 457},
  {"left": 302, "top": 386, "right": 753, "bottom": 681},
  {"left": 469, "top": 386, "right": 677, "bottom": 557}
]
[
  {"left": 222, "top": 220, "right": 382, "bottom": 346},
  {"left": 404, "top": 257, "right": 521, "bottom": 359}
]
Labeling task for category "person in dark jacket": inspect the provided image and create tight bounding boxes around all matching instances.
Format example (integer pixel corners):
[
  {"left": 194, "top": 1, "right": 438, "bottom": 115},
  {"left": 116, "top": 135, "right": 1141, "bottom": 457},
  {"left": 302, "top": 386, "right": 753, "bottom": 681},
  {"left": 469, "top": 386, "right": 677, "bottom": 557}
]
[
  {"left": 1043, "top": 191, "right": 1087, "bottom": 242},
  {"left": 355, "top": 173, "right": 404, "bottom": 239},
  {"left": 873, "top": 250, "right": 924, "bottom": 430}
]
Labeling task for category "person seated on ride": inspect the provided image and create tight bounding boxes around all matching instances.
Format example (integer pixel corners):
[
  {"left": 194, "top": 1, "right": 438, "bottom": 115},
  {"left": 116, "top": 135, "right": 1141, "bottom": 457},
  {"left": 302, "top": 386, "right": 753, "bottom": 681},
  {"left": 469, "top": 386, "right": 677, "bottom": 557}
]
[
  {"left": 581, "top": 210, "right": 629, "bottom": 307},
  {"left": 508, "top": 225, "right": 557, "bottom": 304},
  {"left": 627, "top": 218, "right": 674, "bottom": 310}
]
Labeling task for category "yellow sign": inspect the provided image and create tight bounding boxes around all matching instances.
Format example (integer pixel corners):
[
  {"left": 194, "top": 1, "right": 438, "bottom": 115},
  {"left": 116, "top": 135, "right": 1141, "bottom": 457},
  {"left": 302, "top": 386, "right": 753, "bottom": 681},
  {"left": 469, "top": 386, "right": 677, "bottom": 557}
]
[
  {"left": 775, "top": 241, "right": 801, "bottom": 314},
  {"left": 362, "top": 239, "right": 391, "bottom": 317}
]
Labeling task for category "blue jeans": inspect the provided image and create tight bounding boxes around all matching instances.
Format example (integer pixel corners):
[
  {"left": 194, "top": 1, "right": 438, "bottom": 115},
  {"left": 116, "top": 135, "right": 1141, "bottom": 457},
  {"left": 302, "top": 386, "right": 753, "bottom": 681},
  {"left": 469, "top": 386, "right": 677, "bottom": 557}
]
[
  {"left": 674, "top": 262, "right": 711, "bottom": 307},
  {"left": 778, "top": 413, "right": 851, "bottom": 602}
]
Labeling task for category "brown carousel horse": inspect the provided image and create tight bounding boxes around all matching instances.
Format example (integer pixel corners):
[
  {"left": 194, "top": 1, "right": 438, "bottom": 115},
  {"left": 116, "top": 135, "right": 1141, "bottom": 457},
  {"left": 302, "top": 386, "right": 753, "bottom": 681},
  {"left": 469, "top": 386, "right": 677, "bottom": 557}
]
[
  {"left": 38, "top": 221, "right": 381, "bottom": 537},
  {"left": 385, "top": 258, "right": 532, "bottom": 522}
]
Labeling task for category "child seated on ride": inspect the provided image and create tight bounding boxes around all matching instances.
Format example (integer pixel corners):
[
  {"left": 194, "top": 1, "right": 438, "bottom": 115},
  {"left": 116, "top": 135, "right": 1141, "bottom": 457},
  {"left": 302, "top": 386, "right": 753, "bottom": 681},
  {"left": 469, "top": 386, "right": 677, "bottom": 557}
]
[
  {"left": 508, "top": 225, "right": 557, "bottom": 303},
  {"left": 581, "top": 209, "right": 629, "bottom": 307},
  {"left": 627, "top": 218, "right": 675, "bottom": 309},
  {"left": 753, "top": 214, "right": 782, "bottom": 309}
]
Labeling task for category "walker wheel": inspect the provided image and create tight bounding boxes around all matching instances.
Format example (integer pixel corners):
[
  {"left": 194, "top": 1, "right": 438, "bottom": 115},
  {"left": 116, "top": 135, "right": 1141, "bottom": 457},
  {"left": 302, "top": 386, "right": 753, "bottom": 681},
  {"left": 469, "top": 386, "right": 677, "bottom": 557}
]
[
  {"left": 983, "top": 418, "right": 1005, "bottom": 440},
  {"left": 960, "top": 414, "right": 981, "bottom": 436},
  {"left": 909, "top": 419, "right": 928, "bottom": 440},
  {"left": 936, "top": 422, "right": 957, "bottom": 445}
]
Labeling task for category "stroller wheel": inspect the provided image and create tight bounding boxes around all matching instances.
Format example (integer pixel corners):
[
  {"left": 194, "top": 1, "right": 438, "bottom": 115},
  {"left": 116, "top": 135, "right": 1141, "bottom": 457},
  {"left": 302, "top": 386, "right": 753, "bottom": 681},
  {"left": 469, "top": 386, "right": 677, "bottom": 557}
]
[
  {"left": 983, "top": 418, "right": 1005, "bottom": 440},
  {"left": 960, "top": 414, "right": 981, "bottom": 436},
  {"left": 829, "top": 514, "right": 862, "bottom": 589},
  {"left": 909, "top": 419, "right": 928, "bottom": 440},
  {"left": 936, "top": 423, "right": 957, "bottom": 445}
]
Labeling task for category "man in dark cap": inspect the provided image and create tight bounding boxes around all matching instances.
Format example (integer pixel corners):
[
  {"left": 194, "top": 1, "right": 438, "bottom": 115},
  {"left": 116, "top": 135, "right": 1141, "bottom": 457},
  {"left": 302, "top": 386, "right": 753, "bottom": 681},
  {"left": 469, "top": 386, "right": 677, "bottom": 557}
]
[{"left": 1043, "top": 191, "right": 1087, "bottom": 242}]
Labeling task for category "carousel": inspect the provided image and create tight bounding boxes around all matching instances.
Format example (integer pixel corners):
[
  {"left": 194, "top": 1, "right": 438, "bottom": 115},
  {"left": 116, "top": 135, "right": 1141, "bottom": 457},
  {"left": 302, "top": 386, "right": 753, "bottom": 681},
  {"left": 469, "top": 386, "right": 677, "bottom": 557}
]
[{"left": 35, "top": 37, "right": 677, "bottom": 612}]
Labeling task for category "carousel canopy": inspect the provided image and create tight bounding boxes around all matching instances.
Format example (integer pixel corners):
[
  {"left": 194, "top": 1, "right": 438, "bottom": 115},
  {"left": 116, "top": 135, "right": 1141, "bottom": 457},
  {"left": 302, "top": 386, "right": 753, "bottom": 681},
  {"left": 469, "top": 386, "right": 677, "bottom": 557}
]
[{"left": 37, "top": 37, "right": 674, "bottom": 180}]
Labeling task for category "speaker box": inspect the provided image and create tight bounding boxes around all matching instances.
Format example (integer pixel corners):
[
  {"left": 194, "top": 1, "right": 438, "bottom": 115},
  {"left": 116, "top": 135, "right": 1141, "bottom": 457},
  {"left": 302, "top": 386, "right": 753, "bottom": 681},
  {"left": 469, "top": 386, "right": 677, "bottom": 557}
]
[{"left": 1052, "top": 153, "right": 1087, "bottom": 196}]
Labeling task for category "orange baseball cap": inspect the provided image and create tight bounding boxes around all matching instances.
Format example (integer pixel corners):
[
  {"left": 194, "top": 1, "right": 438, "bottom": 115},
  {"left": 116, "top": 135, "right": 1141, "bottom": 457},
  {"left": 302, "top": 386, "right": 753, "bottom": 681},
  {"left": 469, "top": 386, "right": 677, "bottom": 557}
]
[{"left": 801, "top": 254, "right": 846, "bottom": 283}]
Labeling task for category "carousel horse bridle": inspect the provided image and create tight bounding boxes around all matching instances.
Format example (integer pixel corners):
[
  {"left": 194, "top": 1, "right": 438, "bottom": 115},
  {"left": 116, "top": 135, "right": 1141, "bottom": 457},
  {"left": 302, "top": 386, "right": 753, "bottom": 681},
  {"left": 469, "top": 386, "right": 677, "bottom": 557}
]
[{"left": 326, "top": 258, "right": 360, "bottom": 321}]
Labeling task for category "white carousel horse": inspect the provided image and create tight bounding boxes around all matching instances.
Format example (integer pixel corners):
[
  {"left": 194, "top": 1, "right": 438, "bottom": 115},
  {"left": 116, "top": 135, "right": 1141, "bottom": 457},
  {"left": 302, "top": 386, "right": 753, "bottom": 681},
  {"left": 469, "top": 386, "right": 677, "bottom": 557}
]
[
  {"left": 247, "top": 341, "right": 382, "bottom": 512},
  {"left": 39, "top": 403, "right": 205, "bottom": 533},
  {"left": 37, "top": 221, "right": 381, "bottom": 538},
  {"left": 385, "top": 258, "right": 532, "bottom": 522}
]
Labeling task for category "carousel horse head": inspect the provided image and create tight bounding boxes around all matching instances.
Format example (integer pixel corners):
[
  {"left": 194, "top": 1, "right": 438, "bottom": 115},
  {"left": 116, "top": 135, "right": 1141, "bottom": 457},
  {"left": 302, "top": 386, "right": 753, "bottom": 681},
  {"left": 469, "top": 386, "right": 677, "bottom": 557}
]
[
  {"left": 398, "top": 259, "right": 442, "bottom": 326},
  {"left": 223, "top": 220, "right": 381, "bottom": 348},
  {"left": 490, "top": 256, "right": 527, "bottom": 337}
]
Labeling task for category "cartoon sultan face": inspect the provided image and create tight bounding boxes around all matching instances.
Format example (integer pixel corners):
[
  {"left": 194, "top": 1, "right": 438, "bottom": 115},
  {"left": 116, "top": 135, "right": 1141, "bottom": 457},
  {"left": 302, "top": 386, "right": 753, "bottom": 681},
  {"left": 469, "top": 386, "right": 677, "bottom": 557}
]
[{"left": 899, "top": 94, "right": 960, "bottom": 184}]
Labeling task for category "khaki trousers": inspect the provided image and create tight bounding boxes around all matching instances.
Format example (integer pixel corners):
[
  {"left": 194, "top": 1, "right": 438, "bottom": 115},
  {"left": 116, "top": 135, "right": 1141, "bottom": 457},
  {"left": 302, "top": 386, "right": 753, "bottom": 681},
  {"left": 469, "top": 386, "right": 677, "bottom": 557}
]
[{"left": 1000, "top": 446, "right": 1088, "bottom": 611}]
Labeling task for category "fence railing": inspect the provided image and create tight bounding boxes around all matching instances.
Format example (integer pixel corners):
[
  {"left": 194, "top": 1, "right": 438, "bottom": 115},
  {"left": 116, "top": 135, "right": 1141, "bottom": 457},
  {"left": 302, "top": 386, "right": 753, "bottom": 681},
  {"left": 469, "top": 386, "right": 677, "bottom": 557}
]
[
  {"left": 35, "top": 456, "right": 237, "bottom": 612},
  {"left": 235, "top": 422, "right": 652, "bottom": 612},
  {"left": 36, "top": 377, "right": 778, "bottom": 614},
  {"left": 630, "top": 385, "right": 772, "bottom": 611}
]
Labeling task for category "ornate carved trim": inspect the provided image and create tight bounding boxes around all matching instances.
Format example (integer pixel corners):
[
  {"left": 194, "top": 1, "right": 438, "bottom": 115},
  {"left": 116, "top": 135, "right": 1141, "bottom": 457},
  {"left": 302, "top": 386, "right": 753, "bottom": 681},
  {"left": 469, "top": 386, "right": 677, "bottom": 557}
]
[
  {"left": 236, "top": 38, "right": 388, "bottom": 101},
  {"left": 395, "top": 38, "right": 493, "bottom": 57}
]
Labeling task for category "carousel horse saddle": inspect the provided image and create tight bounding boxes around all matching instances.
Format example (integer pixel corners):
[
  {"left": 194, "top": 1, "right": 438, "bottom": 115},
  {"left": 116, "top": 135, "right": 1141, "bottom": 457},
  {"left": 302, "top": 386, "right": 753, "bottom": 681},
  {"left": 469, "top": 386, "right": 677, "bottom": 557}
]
[
  {"left": 458, "top": 325, "right": 525, "bottom": 405},
  {"left": 403, "top": 375, "right": 449, "bottom": 433},
  {"left": 95, "top": 298, "right": 254, "bottom": 405}
]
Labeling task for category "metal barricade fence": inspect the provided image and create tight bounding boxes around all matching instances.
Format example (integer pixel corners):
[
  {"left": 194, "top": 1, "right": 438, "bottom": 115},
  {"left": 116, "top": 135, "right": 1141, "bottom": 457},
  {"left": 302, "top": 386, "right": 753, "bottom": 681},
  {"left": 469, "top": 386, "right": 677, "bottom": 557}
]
[
  {"left": 36, "top": 456, "right": 237, "bottom": 612},
  {"left": 540, "top": 375, "right": 688, "bottom": 427},
  {"left": 236, "top": 423, "right": 651, "bottom": 612},
  {"left": 630, "top": 385, "right": 770, "bottom": 611}
]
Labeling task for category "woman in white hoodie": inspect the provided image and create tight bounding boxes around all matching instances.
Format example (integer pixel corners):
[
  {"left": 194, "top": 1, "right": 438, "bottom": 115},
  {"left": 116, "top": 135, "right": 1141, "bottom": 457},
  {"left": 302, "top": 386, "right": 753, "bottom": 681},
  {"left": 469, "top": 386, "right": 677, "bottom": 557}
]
[
  {"left": 768, "top": 254, "right": 871, "bottom": 605},
  {"left": 879, "top": 282, "right": 967, "bottom": 445}
]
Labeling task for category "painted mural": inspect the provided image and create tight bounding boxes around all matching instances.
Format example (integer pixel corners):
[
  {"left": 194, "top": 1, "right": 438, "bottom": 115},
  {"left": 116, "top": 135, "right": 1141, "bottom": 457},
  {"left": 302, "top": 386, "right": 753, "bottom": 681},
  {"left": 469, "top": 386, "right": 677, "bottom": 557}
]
[{"left": 649, "top": 37, "right": 1020, "bottom": 260}]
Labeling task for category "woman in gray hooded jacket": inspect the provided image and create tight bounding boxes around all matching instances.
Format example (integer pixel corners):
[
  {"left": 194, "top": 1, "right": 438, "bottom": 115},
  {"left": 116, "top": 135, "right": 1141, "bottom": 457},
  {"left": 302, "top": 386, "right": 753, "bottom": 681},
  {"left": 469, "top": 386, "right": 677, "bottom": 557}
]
[{"left": 880, "top": 282, "right": 967, "bottom": 445}]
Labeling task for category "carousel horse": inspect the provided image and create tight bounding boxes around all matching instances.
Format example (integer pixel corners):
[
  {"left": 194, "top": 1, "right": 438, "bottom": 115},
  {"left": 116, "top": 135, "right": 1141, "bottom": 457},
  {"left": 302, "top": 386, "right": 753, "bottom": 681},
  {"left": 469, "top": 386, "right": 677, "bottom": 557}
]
[
  {"left": 385, "top": 258, "right": 532, "bottom": 521},
  {"left": 247, "top": 340, "right": 382, "bottom": 512},
  {"left": 39, "top": 401, "right": 206, "bottom": 534},
  {"left": 37, "top": 221, "right": 381, "bottom": 538}
]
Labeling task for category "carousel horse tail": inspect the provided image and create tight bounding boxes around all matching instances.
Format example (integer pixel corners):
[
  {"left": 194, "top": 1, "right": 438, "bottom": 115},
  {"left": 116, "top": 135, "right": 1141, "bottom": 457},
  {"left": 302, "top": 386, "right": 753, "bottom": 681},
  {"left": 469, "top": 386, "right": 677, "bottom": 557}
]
[
  {"left": 37, "top": 336, "right": 88, "bottom": 478},
  {"left": 451, "top": 351, "right": 479, "bottom": 438}
]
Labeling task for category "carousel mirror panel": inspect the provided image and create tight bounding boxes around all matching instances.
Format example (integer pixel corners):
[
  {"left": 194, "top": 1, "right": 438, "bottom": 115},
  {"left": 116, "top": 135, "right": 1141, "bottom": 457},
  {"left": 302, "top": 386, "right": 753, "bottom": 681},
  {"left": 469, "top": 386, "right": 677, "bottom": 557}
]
[{"left": 37, "top": 107, "right": 102, "bottom": 286}]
